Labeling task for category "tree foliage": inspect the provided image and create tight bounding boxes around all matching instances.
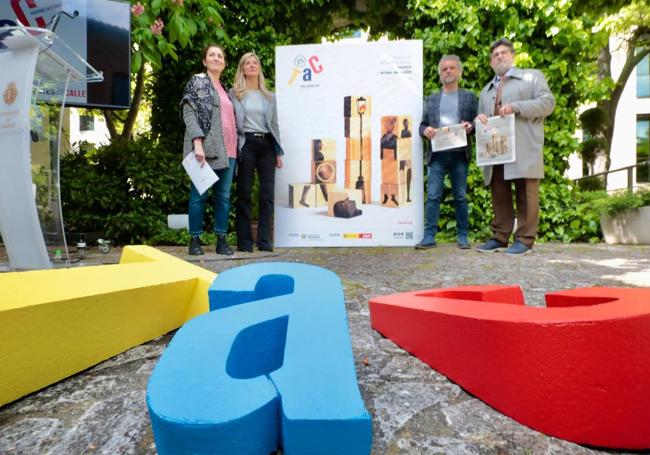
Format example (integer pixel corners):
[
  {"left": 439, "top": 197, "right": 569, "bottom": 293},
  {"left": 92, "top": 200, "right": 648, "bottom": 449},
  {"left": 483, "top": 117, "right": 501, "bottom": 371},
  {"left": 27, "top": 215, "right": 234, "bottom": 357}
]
[
  {"left": 578, "top": 107, "right": 609, "bottom": 174},
  {"left": 405, "top": 0, "right": 604, "bottom": 242},
  {"left": 103, "top": 0, "right": 224, "bottom": 141}
]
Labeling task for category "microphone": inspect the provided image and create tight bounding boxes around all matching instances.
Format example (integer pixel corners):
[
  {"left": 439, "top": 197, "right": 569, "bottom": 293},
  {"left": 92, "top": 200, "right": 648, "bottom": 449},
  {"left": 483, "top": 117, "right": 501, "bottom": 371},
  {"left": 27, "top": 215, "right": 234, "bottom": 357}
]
[{"left": 48, "top": 10, "right": 79, "bottom": 33}]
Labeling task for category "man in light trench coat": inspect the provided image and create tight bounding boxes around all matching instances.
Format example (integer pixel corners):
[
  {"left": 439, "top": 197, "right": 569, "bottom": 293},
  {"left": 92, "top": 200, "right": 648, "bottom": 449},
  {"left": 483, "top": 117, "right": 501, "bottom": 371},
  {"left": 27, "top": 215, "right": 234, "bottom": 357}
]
[{"left": 475, "top": 38, "right": 555, "bottom": 255}]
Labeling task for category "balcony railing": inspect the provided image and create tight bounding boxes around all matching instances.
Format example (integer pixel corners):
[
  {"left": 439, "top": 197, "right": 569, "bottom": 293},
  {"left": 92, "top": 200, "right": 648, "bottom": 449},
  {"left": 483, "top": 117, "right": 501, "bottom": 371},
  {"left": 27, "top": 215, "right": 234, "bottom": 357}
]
[{"left": 572, "top": 159, "right": 650, "bottom": 191}]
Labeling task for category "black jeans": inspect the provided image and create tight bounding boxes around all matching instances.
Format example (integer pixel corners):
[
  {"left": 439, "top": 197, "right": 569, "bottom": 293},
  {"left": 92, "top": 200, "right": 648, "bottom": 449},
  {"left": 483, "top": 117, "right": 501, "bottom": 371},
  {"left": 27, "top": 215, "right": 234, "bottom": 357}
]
[{"left": 236, "top": 135, "right": 276, "bottom": 249}]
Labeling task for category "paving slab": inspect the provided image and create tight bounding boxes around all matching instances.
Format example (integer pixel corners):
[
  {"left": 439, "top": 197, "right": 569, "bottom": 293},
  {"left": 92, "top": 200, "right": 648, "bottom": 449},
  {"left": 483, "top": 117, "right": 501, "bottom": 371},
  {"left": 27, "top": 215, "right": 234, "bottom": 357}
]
[{"left": 1, "top": 243, "right": 649, "bottom": 454}]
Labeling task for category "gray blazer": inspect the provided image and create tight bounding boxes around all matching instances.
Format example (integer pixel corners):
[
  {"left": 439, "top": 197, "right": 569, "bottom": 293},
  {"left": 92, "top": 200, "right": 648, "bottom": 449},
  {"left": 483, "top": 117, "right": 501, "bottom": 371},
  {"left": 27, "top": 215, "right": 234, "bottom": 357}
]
[
  {"left": 230, "top": 89, "right": 284, "bottom": 156},
  {"left": 478, "top": 67, "right": 555, "bottom": 184},
  {"left": 419, "top": 89, "right": 478, "bottom": 164}
]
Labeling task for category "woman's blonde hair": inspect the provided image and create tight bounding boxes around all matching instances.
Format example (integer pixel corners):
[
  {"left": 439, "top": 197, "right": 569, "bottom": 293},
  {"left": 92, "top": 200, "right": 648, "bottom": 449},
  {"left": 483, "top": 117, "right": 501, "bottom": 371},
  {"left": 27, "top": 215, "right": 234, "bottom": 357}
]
[{"left": 233, "top": 52, "right": 273, "bottom": 101}]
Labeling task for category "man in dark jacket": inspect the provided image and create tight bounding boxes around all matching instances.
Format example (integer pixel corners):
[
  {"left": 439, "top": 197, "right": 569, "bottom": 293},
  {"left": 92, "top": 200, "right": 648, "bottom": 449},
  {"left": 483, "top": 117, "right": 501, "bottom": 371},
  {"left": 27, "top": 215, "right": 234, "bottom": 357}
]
[{"left": 415, "top": 55, "right": 478, "bottom": 249}]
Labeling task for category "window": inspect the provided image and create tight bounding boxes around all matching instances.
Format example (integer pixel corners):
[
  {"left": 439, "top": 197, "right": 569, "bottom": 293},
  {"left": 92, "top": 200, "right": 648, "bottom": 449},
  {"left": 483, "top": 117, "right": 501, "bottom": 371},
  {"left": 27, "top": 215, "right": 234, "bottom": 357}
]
[
  {"left": 637, "top": 116, "right": 650, "bottom": 183},
  {"left": 79, "top": 113, "right": 95, "bottom": 132},
  {"left": 638, "top": 54, "right": 650, "bottom": 98}
]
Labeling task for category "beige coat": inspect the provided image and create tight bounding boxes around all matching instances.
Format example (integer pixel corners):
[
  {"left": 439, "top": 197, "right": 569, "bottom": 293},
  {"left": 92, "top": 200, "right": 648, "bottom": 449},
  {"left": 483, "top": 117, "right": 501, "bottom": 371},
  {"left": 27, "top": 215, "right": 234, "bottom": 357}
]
[{"left": 478, "top": 68, "right": 555, "bottom": 184}]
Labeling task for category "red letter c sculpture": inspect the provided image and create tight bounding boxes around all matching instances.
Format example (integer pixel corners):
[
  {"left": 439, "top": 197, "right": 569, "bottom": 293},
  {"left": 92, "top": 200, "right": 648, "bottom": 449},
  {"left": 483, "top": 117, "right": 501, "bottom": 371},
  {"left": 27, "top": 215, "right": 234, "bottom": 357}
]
[{"left": 369, "top": 285, "right": 650, "bottom": 449}]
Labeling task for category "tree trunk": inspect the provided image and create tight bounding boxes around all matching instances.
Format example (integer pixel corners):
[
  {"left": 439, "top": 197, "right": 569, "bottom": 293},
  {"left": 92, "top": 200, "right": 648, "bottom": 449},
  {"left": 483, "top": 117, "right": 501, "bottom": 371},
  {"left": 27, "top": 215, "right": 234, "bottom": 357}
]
[
  {"left": 103, "top": 110, "right": 118, "bottom": 140},
  {"left": 120, "top": 64, "right": 146, "bottom": 141},
  {"left": 596, "top": 45, "right": 613, "bottom": 188},
  {"left": 99, "top": 64, "right": 145, "bottom": 142},
  {"left": 597, "top": 32, "right": 650, "bottom": 189}
]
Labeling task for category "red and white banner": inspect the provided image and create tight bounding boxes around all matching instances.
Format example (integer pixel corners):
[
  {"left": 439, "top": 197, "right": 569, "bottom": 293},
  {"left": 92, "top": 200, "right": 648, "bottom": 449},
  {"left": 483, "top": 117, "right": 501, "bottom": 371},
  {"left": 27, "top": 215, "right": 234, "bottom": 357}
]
[{"left": 1, "top": 0, "right": 88, "bottom": 105}]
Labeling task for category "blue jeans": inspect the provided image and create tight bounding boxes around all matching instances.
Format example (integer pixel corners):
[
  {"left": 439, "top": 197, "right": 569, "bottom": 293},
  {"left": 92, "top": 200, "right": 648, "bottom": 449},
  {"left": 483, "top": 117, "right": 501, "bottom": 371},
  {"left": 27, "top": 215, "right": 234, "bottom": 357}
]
[
  {"left": 188, "top": 157, "right": 236, "bottom": 235},
  {"left": 423, "top": 151, "right": 469, "bottom": 241}
]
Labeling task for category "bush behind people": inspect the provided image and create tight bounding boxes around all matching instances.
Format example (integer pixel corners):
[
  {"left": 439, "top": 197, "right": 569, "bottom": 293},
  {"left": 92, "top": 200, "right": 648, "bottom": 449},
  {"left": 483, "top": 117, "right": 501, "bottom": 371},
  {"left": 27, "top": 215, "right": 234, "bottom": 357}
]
[{"left": 61, "top": 136, "right": 259, "bottom": 245}]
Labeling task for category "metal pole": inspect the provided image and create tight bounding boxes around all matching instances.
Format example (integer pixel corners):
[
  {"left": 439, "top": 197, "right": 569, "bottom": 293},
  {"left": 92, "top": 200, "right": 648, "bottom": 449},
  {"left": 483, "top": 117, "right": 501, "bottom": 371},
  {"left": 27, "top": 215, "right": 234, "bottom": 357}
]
[
  {"left": 628, "top": 167, "right": 633, "bottom": 192},
  {"left": 355, "top": 108, "right": 366, "bottom": 203}
]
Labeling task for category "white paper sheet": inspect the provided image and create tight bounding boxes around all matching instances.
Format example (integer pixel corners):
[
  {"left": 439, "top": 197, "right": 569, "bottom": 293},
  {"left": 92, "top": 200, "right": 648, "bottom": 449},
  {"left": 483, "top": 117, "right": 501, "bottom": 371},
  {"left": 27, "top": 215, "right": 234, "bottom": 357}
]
[
  {"left": 475, "top": 114, "right": 516, "bottom": 166},
  {"left": 182, "top": 152, "right": 219, "bottom": 195},
  {"left": 431, "top": 123, "right": 467, "bottom": 152}
]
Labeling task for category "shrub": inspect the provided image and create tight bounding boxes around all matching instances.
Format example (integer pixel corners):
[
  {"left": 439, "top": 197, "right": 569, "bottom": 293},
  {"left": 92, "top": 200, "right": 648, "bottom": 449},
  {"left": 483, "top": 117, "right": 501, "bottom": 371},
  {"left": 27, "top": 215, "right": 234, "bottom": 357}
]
[
  {"left": 594, "top": 188, "right": 650, "bottom": 217},
  {"left": 61, "top": 137, "right": 188, "bottom": 244},
  {"left": 577, "top": 175, "right": 605, "bottom": 192},
  {"left": 61, "top": 137, "right": 256, "bottom": 245}
]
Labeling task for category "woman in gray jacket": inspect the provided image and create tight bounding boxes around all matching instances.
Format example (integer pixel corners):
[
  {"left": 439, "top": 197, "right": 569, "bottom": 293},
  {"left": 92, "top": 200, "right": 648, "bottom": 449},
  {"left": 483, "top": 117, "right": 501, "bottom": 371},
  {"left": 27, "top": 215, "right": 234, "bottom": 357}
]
[
  {"left": 231, "top": 52, "right": 284, "bottom": 252},
  {"left": 181, "top": 44, "right": 237, "bottom": 256}
]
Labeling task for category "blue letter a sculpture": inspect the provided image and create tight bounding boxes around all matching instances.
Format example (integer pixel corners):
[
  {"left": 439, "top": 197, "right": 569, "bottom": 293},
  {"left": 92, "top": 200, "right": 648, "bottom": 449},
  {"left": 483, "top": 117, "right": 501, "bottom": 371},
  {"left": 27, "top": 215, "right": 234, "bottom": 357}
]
[{"left": 147, "top": 262, "right": 372, "bottom": 454}]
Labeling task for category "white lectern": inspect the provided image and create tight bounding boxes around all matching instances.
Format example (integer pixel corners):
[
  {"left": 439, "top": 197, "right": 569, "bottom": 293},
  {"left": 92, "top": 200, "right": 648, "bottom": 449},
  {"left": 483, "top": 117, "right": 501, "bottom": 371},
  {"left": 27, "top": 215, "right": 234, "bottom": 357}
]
[{"left": 0, "top": 26, "right": 102, "bottom": 270}]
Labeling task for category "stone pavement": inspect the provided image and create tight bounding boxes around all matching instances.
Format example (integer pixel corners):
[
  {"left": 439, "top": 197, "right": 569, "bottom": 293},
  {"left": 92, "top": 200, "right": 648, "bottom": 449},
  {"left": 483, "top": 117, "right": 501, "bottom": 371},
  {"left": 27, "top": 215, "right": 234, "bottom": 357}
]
[{"left": 1, "top": 243, "right": 649, "bottom": 454}]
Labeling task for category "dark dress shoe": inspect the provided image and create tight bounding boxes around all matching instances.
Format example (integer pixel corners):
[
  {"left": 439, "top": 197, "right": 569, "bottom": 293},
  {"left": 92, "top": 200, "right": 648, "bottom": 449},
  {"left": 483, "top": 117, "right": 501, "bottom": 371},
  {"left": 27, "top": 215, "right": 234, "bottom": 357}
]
[
  {"left": 414, "top": 239, "right": 437, "bottom": 250},
  {"left": 476, "top": 238, "right": 507, "bottom": 253},
  {"left": 503, "top": 240, "right": 532, "bottom": 256},
  {"left": 237, "top": 245, "right": 254, "bottom": 253},
  {"left": 257, "top": 244, "right": 274, "bottom": 252},
  {"left": 188, "top": 235, "right": 204, "bottom": 255}
]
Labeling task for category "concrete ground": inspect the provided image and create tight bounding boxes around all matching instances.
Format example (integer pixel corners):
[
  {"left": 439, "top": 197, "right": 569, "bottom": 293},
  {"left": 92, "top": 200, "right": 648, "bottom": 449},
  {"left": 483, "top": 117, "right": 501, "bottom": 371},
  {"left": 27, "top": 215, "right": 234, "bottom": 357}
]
[{"left": 1, "top": 243, "right": 649, "bottom": 454}]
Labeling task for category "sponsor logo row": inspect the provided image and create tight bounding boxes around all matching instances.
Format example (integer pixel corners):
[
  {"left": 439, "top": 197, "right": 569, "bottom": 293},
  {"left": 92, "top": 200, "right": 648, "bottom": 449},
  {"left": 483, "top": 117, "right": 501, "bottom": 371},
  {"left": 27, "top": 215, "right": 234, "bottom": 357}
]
[{"left": 287, "top": 232, "right": 414, "bottom": 240}]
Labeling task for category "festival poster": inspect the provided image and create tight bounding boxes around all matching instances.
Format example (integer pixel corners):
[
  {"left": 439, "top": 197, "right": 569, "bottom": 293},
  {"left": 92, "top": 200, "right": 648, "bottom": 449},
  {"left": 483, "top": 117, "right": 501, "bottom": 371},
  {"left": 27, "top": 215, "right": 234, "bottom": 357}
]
[{"left": 275, "top": 40, "right": 423, "bottom": 247}]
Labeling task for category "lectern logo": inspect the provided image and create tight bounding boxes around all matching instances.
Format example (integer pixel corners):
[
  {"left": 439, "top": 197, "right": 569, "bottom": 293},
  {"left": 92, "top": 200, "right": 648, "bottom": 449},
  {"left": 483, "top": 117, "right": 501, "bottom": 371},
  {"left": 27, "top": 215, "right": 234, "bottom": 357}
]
[{"left": 2, "top": 82, "right": 17, "bottom": 105}]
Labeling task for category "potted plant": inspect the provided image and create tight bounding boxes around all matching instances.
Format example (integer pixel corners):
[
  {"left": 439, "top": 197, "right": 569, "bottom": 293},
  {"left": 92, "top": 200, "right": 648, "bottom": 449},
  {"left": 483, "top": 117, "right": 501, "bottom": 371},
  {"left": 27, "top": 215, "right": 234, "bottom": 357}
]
[{"left": 596, "top": 188, "right": 650, "bottom": 244}]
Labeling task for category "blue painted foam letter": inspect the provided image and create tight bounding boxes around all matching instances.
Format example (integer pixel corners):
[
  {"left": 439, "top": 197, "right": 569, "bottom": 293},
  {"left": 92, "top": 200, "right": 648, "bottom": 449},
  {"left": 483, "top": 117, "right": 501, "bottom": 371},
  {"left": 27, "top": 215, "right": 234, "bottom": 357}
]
[{"left": 147, "top": 262, "right": 372, "bottom": 455}]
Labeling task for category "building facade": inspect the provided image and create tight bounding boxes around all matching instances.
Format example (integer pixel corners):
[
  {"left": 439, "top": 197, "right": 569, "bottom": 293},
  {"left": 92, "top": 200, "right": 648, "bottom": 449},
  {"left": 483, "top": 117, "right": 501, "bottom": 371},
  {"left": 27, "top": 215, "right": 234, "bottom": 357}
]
[{"left": 569, "top": 39, "right": 650, "bottom": 191}]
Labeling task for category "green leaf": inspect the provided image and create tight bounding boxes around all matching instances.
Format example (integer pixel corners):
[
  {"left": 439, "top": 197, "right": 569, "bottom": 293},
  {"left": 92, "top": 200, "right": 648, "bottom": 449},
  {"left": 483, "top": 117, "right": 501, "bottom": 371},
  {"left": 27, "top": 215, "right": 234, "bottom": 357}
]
[{"left": 131, "top": 51, "right": 142, "bottom": 73}]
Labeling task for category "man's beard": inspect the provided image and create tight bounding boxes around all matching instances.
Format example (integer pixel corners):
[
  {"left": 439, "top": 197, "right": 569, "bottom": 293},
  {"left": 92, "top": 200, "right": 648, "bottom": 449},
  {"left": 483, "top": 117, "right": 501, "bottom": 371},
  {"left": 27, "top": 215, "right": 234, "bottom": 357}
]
[
  {"left": 441, "top": 76, "right": 457, "bottom": 84},
  {"left": 493, "top": 62, "right": 511, "bottom": 76}
]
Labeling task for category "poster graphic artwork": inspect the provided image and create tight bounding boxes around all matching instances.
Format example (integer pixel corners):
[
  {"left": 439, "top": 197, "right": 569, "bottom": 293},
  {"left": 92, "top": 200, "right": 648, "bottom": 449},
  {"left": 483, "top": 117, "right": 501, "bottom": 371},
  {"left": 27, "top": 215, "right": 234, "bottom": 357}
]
[{"left": 275, "top": 40, "right": 423, "bottom": 247}]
